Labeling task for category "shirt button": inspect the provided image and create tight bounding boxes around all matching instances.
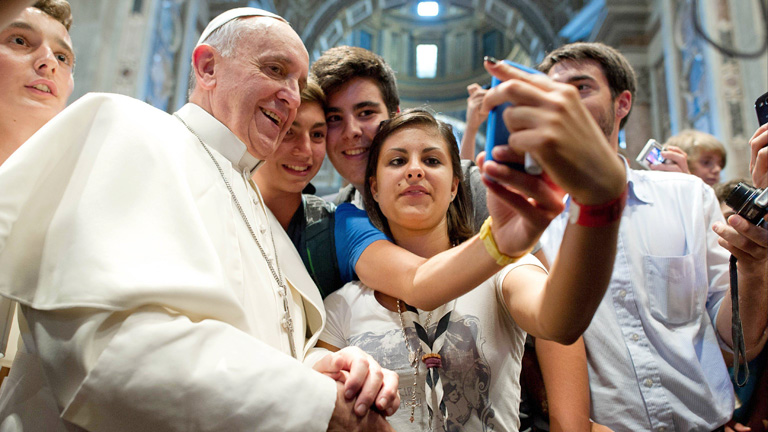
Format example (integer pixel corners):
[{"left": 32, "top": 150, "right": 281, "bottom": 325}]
[
  {"left": 644, "top": 378, "right": 653, "bottom": 387},
  {"left": 259, "top": 225, "right": 267, "bottom": 234},
  {"left": 619, "top": 289, "right": 627, "bottom": 298},
  {"left": 631, "top": 333, "right": 639, "bottom": 341}
]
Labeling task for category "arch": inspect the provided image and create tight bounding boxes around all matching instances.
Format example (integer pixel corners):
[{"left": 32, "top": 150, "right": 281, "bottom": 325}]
[{"left": 301, "top": 0, "right": 559, "bottom": 60}]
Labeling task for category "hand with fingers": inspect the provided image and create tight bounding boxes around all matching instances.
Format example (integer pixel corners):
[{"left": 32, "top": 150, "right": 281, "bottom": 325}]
[
  {"left": 478, "top": 57, "right": 626, "bottom": 207},
  {"left": 750, "top": 124, "right": 768, "bottom": 188},
  {"left": 475, "top": 57, "right": 626, "bottom": 257},
  {"left": 713, "top": 215, "right": 768, "bottom": 277},
  {"left": 649, "top": 145, "right": 690, "bottom": 174},
  {"left": 713, "top": 213, "right": 768, "bottom": 355},
  {"left": 466, "top": 83, "right": 489, "bottom": 131},
  {"left": 313, "top": 346, "right": 400, "bottom": 423},
  {"left": 326, "top": 381, "right": 395, "bottom": 432}
]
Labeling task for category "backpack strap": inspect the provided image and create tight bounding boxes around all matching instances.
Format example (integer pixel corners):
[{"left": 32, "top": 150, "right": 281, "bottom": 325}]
[{"left": 300, "top": 195, "right": 344, "bottom": 298}]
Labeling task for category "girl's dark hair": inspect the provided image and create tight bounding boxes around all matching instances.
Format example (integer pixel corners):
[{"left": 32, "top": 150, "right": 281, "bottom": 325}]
[{"left": 363, "top": 108, "right": 474, "bottom": 245}]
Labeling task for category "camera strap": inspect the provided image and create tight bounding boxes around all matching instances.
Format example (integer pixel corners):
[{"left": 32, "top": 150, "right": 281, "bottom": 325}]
[{"left": 730, "top": 254, "right": 749, "bottom": 387}]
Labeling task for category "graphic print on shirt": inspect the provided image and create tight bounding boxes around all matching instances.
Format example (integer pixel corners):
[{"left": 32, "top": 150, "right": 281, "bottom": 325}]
[{"left": 349, "top": 314, "right": 495, "bottom": 431}]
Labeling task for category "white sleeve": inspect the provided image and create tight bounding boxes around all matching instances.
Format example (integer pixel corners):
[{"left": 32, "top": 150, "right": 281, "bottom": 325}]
[
  {"left": 27, "top": 304, "right": 337, "bottom": 432},
  {"left": 701, "top": 183, "right": 729, "bottom": 325},
  {"left": 1, "top": 94, "right": 337, "bottom": 431},
  {"left": 320, "top": 290, "right": 352, "bottom": 349}
]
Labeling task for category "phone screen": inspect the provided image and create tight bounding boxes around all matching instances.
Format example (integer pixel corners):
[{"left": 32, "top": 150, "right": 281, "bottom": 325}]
[{"left": 646, "top": 146, "right": 665, "bottom": 165}]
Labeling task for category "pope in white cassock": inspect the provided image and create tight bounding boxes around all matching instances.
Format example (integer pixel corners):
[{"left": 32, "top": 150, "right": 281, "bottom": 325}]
[{"left": 0, "top": 8, "right": 398, "bottom": 432}]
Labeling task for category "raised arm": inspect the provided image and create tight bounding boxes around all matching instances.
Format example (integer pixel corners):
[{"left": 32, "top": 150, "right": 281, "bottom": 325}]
[
  {"left": 353, "top": 176, "right": 564, "bottom": 311},
  {"left": 483, "top": 59, "right": 626, "bottom": 344},
  {"left": 460, "top": 83, "right": 489, "bottom": 160}
]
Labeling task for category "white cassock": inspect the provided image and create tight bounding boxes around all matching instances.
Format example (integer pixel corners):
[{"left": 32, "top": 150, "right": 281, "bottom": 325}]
[{"left": 0, "top": 94, "right": 336, "bottom": 431}]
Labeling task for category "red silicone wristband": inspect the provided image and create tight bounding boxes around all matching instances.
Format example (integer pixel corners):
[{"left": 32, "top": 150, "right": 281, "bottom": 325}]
[{"left": 568, "top": 186, "right": 628, "bottom": 227}]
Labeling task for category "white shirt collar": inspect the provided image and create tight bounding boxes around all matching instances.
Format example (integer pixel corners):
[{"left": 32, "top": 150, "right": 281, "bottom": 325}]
[
  {"left": 175, "top": 103, "right": 262, "bottom": 174},
  {"left": 620, "top": 155, "right": 654, "bottom": 205}
]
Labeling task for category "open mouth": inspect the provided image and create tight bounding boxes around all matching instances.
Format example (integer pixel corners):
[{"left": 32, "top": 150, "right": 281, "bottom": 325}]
[
  {"left": 343, "top": 148, "right": 368, "bottom": 157},
  {"left": 32, "top": 84, "right": 52, "bottom": 93},
  {"left": 261, "top": 108, "right": 282, "bottom": 127},
  {"left": 283, "top": 164, "right": 311, "bottom": 174}
]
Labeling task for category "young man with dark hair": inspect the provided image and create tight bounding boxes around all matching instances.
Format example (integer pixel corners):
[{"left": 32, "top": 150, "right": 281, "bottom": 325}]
[
  {"left": 524, "top": 42, "right": 768, "bottom": 431},
  {"left": 312, "top": 45, "right": 488, "bottom": 227}
]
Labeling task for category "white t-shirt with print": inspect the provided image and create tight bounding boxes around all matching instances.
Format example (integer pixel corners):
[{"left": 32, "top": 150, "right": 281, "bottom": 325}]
[{"left": 321, "top": 254, "right": 544, "bottom": 432}]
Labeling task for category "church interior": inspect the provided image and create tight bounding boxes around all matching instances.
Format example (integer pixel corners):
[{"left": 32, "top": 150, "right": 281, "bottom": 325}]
[{"left": 39, "top": 0, "right": 768, "bottom": 194}]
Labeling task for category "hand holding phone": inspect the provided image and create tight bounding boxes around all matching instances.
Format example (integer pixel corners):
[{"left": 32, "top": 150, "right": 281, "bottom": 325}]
[
  {"left": 636, "top": 139, "right": 666, "bottom": 169},
  {"left": 485, "top": 60, "right": 546, "bottom": 175}
]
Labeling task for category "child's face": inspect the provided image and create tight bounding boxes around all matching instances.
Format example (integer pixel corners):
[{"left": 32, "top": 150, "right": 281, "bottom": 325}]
[{"left": 690, "top": 150, "right": 723, "bottom": 186}]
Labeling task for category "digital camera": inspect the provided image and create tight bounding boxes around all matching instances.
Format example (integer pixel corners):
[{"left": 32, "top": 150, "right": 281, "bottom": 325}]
[
  {"left": 635, "top": 139, "right": 665, "bottom": 169},
  {"left": 725, "top": 182, "right": 767, "bottom": 227}
]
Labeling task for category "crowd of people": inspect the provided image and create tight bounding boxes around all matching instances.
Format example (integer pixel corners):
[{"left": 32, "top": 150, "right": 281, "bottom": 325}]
[{"left": 0, "top": 2, "right": 766, "bottom": 431}]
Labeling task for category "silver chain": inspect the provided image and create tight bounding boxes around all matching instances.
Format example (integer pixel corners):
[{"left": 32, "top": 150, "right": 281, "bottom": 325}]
[
  {"left": 174, "top": 114, "right": 297, "bottom": 358},
  {"left": 397, "top": 298, "right": 423, "bottom": 423}
]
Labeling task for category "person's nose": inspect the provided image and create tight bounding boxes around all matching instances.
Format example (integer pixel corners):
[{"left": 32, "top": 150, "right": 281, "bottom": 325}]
[
  {"left": 292, "top": 133, "right": 312, "bottom": 158},
  {"left": 34, "top": 45, "right": 58, "bottom": 77},
  {"left": 342, "top": 117, "right": 362, "bottom": 143},
  {"left": 279, "top": 79, "right": 301, "bottom": 110},
  {"left": 405, "top": 160, "right": 424, "bottom": 182}
]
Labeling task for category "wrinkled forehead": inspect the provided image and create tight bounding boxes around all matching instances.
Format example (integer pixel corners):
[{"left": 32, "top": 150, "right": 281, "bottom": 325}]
[{"left": 246, "top": 17, "right": 309, "bottom": 74}]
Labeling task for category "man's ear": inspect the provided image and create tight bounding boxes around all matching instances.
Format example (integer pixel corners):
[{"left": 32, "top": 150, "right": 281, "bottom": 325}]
[
  {"left": 615, "top": 90, "right": 632, "bottom": 121},
  {"left": 192, "top": 44, "right": 217, "bottom": 90}
]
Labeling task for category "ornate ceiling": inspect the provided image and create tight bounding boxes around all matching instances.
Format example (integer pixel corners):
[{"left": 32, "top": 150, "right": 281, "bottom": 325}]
[{"left": 202, "top": 0, "right": 606, "bottom": 111}]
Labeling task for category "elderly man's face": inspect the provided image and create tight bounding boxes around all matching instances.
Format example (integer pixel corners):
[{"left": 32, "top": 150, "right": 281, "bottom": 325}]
[
  {"left": 211, "top": 18, "right": 309, "bottom": 160},
  {"left": 0, "top": 7, "right": 75, "bottom": 124}
]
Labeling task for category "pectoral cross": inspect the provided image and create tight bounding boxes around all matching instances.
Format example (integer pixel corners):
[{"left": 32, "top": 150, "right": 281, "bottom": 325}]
[{"left": 279, "top": 288, "right": 297, "bottom": 358}]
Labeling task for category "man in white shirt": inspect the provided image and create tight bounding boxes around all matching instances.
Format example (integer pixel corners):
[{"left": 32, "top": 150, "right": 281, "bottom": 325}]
[
  {"left": 529, "top": 42, "right": 767, "bottom": 431},
  {"left": 0, "top": 7, "right": 398, "bottom": 431}
]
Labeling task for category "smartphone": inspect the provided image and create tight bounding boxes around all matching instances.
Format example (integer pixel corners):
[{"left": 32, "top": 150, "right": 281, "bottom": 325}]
[
  {"left": 485, "top": 60, "right": 546, "bottom": 175},
  {"left": 636, "top": 138, "right": 665, "bottom": 169},
  {"left": 756, "top": 91, "right": 768, "bottom": 126}
]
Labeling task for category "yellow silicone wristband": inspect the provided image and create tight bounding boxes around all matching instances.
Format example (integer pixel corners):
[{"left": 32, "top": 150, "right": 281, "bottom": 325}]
[{"left": 479, "top": 217, "right": 532, "bottom": 266}]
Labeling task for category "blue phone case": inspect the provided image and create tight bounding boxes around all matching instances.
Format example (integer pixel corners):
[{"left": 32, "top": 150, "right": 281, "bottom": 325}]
[{"left": 485, "top": 60, "right": 546, "bottom": 174}]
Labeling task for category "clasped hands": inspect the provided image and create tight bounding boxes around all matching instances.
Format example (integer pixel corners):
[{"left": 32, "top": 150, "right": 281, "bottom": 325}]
[{"left": 314, "top": 346, "right": 399, "bottom": 431}]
